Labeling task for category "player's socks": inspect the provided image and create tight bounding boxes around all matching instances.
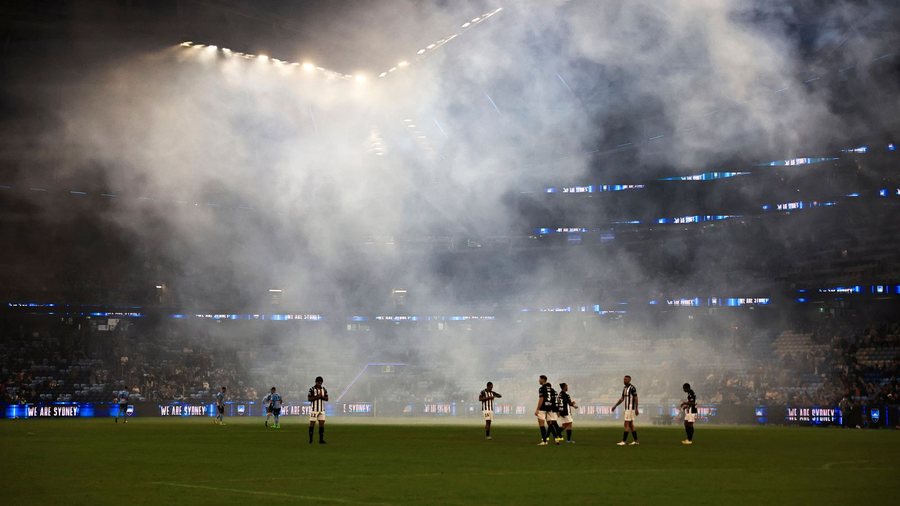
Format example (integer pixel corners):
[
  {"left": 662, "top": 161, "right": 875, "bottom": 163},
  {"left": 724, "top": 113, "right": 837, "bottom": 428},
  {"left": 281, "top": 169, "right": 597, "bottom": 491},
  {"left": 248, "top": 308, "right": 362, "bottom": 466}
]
[
  {"left": 309, "top": 425, "right": 315, "bottom": 443},
  {"left": 622, "top": 431, "right": 629, "bottom": 442},
  {"left": 485, "top": 428, "right": 490, "bottom": 437},
  {"left": 631, "top": 430, "right": 638, "bottom": 442},
  {"left": 318, "top": 426, "right": 325, "bottom": 443},
  {"left": 539, "top": 425, "right": 548, "bottom": 441},
  {"left": 686, "top": 425, "right": 694, "bottom": 441},
  {"left": 566, "top": 429, "right": 572, "bottom": 441}
]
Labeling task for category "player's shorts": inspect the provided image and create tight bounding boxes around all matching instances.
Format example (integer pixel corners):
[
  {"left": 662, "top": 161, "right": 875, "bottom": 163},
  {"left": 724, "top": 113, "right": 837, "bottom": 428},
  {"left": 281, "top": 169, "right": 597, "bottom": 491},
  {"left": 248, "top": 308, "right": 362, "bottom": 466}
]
[
  {"left": 217, "top": 405, "right": 225, "bottom": 415},
  {"left": 624, "top": 409, "right": 636, "bottom": 422},
  {"left": 537, "top": 410, "right": 558, "bottom": 422},
  {"left": 119, "top": 403, "right": 128, "bottom": 415},
  {"left": 483, "top": 410, "right": 494, "bottom": 422},
  {"left": 560, "top": 414, "right": 574, "bottom": 424},
  {"left": 309, "top": 411, "right": 326, "bottom": 422},
  {"left": 684, "top": 411, "right": 696, "bottom": 423},
  {"left": 266, "top": 406, "right": 273, "bottom": 414},
  {"left": 272, "top": 408, "right": 281, "bottom": 416}
]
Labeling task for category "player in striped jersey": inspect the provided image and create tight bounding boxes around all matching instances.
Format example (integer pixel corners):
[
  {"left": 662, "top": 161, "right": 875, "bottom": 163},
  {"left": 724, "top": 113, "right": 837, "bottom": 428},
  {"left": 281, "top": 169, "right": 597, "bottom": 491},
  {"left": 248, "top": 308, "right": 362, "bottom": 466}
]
[
  {"left": 611, "top": 375, "right": 639, "bottom": 445},
  {"left": 479, "top": 382, "right": 502, "bottom": 440},
  {"left": 214, "top": 386, "right": 226, "bottom": 425},
  {"left": 557, "top": 383, "right": 578, "bottom": 443},
  {"left": 681, "top": 382, "right": 697, "bottom": 445},
  {"left": 307, "top": 376, "right": 328, "bottom": 444}
]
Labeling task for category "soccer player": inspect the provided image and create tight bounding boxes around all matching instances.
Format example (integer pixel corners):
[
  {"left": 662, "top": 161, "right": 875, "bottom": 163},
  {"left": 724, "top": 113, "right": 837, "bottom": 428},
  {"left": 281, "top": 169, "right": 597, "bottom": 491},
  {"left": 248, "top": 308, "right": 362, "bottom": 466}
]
[
  {"left": 611, "top": 375, "right": 639, "bottom": 445},
  {"left": 265, "top": 387, "right": 283, "bottom": 429},
  {"left": 681, "top": 382, "right": 697, "bottom": 445},
  {"left": 534, "top": 375, "right": 560, "bottom": 445},
  {"left": 262, "top": 388, "right": 274, "bottom": 427},
  {"left": 479, "top": 381, "right": 502, "bottom": 440},
  {"left": 215, "top": 386, "right": 227, "bottom": 425},
  {"left": 114, "top": 387, "right": 130, "bottom": 424},
  {"left": 557, "top": 383, "right": 578, "bottom": 443},
  {"left": 307, "top": 376, "right": 328, "bottom": 444}
]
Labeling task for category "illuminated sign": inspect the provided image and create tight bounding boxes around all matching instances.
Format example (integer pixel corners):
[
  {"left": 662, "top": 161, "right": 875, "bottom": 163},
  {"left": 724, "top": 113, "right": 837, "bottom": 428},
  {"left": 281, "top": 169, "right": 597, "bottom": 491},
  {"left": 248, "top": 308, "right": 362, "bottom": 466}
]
[
  {"left": 271, "top": 314, "right": 324, "bottom": 321},
  {"left": 491, "top": 404, "right": 515, "bottom": 415},
  {"left": 375, "top": 315, "right": 418, "bottom": 321},
  {"left": 545, "top": 184, "right": 644, "bottom": 194},
  {"left": 667, "top": 298, "right": 702, "bottom": 307},
  {"left": 578, "top": 405, "right": 615, "bottom": 416},
  {"left": 818, "top": 286, "right": 862, "bottom": 294},
  {"left": 278, "top": 404, "right": 310, "bottom": 416},
  {"left": 28, "top": 405, "right": 81, "bottom": 417},
  {"left": 659, "top": 171, "right": 749, "bottom": 181},
  {"left": 755, "top": 406, "right": 768, "bottom": 424},
  {"left": 724, "top": 297, "right": 770, "bottom": 306},
  {"left": 562, "top": 185, "right": 594, "bottom": 193},
  {"left": 341, "top": 403, "right": 373, "bottom": 414},
  {"left": 423, "top": 403, "right": 455, "bottom": 415},
  {"left": 3, "top": 403, "right": 104, "bottom": 418},
  {"left": 656, "top": 215, "right": 737, "bottom": 225},
  {"left": 785, "top": 406, "right": 841, "bottom": 425},
  {"left": 535, "top": 227, "right": 589, "bottom": 235},
  {"left": 181, "top": 313, "right": 324, "bottom": 321},
  {"left": 159, "top": 404, "right": 211, "bottom": 416},
  {"left": 759, "top": 157, "right": 838, "bottom": 167}
]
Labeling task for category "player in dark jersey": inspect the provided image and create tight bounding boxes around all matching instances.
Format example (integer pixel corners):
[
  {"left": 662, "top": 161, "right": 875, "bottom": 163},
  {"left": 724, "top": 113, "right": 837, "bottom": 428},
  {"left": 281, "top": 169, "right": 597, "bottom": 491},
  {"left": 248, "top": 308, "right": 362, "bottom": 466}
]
[
  {"left": 681, "top": 382, "right": 697, "bottom": 445},
  {"left": 308, "top": 376, "right": 328, "bottom": 444},
  {"left": 215, "top": 386, "right": 226, "bottom": 425},
  {"left": 534, "top": 375, "right": 561, "bottom": 445},
  {"left": 611, "top": 375, "right": 639, "bottom": 445},
  {"left": 557, "top": 383, "right": 578, "bottom": 443},
  {"left": 479, "top": 382, "right": 502, "bottom": 440}
]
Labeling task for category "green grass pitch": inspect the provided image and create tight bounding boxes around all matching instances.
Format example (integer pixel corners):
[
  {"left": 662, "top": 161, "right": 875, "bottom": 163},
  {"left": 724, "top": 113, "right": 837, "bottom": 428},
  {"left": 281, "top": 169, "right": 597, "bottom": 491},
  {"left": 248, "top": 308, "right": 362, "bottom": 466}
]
[{"left": 2, "top": 418, "right": 898, "bottom": 505}]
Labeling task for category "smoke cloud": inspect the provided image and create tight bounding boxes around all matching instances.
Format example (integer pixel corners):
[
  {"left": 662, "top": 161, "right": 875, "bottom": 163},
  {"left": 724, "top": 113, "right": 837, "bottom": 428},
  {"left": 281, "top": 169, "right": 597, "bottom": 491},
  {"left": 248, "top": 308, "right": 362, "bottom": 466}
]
[{"left": 4, "top": 0, "right": 898, "bottom": 407}]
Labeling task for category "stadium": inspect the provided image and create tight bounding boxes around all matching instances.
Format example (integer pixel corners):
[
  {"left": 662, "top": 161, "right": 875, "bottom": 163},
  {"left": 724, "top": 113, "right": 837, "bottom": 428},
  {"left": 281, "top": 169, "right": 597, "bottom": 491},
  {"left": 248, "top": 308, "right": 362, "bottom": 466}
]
[{"left": 1, "top": 1, "right": 899, "bottom": 504}]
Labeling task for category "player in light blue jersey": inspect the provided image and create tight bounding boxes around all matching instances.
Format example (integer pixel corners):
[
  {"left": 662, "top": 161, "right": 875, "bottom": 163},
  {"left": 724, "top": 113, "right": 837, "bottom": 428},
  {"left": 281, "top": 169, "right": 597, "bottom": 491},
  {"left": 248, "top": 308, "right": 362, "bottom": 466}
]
[
  {"left": 262, "top": 389, "right": 274, "bottom": 427},
  {"left": 264, "top": 387, "right": 283, "bottom": 429},
  {"left": 215, "top": 386, "right": 227, "bottom": 425},
  {"left": 114, "top": 387, "right": 130, "bottom": 424}
]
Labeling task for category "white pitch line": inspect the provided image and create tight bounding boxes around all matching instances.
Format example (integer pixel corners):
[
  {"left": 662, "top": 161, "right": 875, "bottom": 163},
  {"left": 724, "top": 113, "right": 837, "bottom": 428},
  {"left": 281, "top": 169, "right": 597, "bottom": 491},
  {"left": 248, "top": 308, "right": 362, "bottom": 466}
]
[
  {"left": 151, "top": 481, "right": 392, "bottom": 505},
  {"left": 819, "top": 460, "right": 870, "bottom": 470},
  {"left": 201, "top": 467, "right": 739, "bottom": 484}
]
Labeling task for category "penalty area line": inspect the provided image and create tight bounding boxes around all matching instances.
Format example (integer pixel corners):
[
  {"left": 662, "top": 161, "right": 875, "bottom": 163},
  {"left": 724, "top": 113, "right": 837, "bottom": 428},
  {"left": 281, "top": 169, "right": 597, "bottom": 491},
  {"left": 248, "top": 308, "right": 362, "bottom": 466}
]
[{"left": 151, "top": 481, "right": 392, "bottom": 505}]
